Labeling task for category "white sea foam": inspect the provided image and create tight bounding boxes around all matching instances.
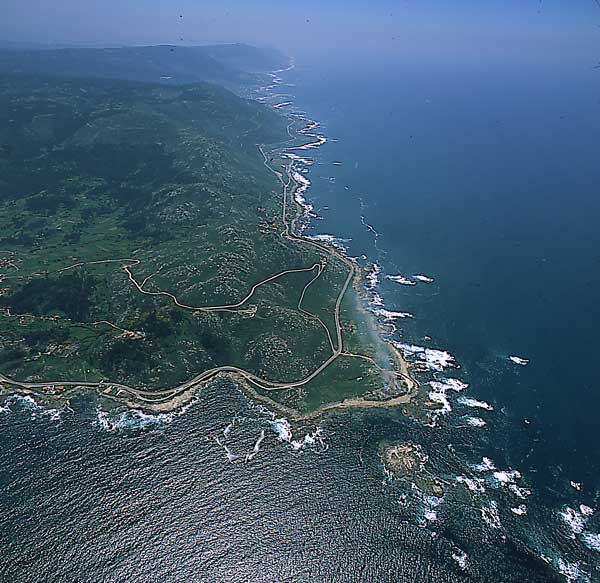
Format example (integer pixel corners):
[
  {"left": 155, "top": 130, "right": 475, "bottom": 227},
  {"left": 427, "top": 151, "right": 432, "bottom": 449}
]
[
  {"left": 291, "top": 427, "right": 325, "bottom": 451},
  {"left": 428, "top": 389, "right": 451, "bottom": 417},
  {"left": 271, "top": 418, "right": 293, "bottom": 442},
  {"left": 570, "top": 481, "right": 583, "bottom": 491},
  {"left": 452, "top": 550, "right": 468, "bottom": 571},
  {"left": 557, "top": 558, "right": 590, "bottom": 583},
  {"left": 386, "top": 274, "right": 417, "bottom": 286},
  {"left": 456, "top": 475, "right": 486, "bottom": 494},
  {"left": 556, "top": 504, "right": 597, "bottom": 551},
  {"left": 427, "top": 378, "right": 468, "bottom": 421},
  {"left": 6, "top": 394, "right": 38, "bottom": 408},
  {"left": 582, "top": 532, "right": 600, "bottom": 552},
  {"left": 270, "top": 418, "right": 324, "bottom": 451},
  {"left": 424, "top": 495, "right": 443, "bottom": 507},
  {"left": 223, "top": 444, "right": 240, "bottom": 463},
  {"left": 509, "top": 484, "right": 532, "bottom": 499},
  {"left": 413, "top": 274, "right": 434, "bottom": 283},
  {"left": 493, "top": 469, "right": 522, "bottom": 485},
  {"left": 211, "top": 418, "right": 248, "bottom": 463},
  {"left": 5, "top": 394, "right": 66, "bottom": 422},
  {"left": 473, "top": 457, "right": 497, "bottom": 472},
  {"left": 359, "top": 215, "right": 380, "bottom": 240},
  {"left": 293, "top": 134, "right": 327, "bottom": 150},
  {"left": 371, "top": 308, "right": 414, "bottom": 321},
  {"left": 44, "top": 408, "right": 63, "bottom": 422},
  {"left": 509, "top": 355, "right": 529, "bottom": 366},
  {"left": 370, "top": 292, "right": 385, "bottom": 307},
  {"left": 457, "top": 396, "right": 494, "bottom": 411},
  {"left": 511, "top": 504, "right": 528, "bottom": 516},
  {"left": 424, "top": 349, "right": 457, "bottom": 371},
  {"left": 292, "top": 170, "right": 311, "bottom": 188},
  {"left": 421, "top": 495, "right": 443, "bottom": 524},
  {"left": 472, "top": 457, "right": 531, "bottom": 500},
  {"left": 223, "top": 421, "right": 234, "bottom": 438},
  {"left": 175, "top": 396, "right": 199, "bottom": 417},
  {"left": 281, "top": 152, "right": 314, "bottom": 166},
  {"left": 306, "top": 234, "right": 351, "bottom": 252},
  {"left": 366, "top": 263, "right": 381, "bottom": 290},
  {"left": 95, "top": 407, "right": 173, "bottom": 432},
  {"left": 559, "top": 506, "right": 589, "bottom": 536},
  {"left": 486, "top": 468, "right": 532, "bottom": 499},
  {"left": 463, "top": 416, "right": 487, "bottom": 428},
  {"left": 395, "top": 343, "right": 458, "bottom": 372},
  {"left": 430, "top": 378, "right": 468, "bottom": 394},
  {"left": 245, "top": 429, "right": 266, "bottom": 462},
  {"left": 291, "top": 169, "right": 312, "bottom": 215},
  {"left": 481, "top": 500, "right": 501, "bottom": 529},
  {"left": 396, "top": 343, "right": 424, "bottom": 356}
]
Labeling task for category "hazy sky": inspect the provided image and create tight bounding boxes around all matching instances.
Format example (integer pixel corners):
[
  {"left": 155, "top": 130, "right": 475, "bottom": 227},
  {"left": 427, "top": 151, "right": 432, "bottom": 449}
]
[{"left": 2, "top": 0, "right": 599, "bottom": 65}]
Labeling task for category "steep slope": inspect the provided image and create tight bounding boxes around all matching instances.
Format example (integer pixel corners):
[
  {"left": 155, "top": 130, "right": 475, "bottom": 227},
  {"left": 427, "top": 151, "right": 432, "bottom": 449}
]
[{"left": 0, "top": 44, "right": 289, "bottom": 88}]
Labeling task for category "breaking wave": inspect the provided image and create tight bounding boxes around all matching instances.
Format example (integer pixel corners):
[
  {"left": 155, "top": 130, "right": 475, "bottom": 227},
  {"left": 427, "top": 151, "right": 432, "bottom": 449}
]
[
  {"left": 270, "top": 418, "right": 326, "bottom": 452},
  {"left": 3, "top": 394, "right": 68, "bottom": 423},
  {"left": 95, "top": 407, "right": 175, "bottom": 432},
  {"left": 457, "top": 475, "right": 486, "bottom": 494},
  {"left": 386, "top": 274, "right": 416, "bottom": 286},
  {"left": 457, "top": 396, "right": 494, "bottom": 411},
  {"left": 426, "top": 377, "right": 469, "bottom": 422},
  {"left": 395, "top": 342, "right": 458, "bottom": 372},
  {"left": 463, "top": 416, "right": 487, "bottom": 428},
  {"left": 559, "top": 505, "right": 595, "bottom": 538},
  {"left": 451, "top": 550, "right": 468, "bottom": 571},
  {"left": 371, "top": 308, "right": 414, "bottom": 321},
  {"left": 480, "top": 500, "right": 502, "bottom": 529},
  {"left": 366, "top": 263, "right": 381, "bottom": 290}
]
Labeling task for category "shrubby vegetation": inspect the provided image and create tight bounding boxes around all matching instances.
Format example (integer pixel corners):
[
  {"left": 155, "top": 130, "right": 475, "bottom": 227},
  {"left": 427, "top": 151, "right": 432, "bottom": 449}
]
[{"left": 0, "top": 71, "right": 382, "bottom": 411}]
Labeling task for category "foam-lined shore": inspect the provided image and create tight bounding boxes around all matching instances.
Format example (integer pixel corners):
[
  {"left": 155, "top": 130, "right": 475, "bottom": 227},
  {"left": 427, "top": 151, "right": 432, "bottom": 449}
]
[
  {"left": 257, "top": 66, "right": 421, "bottom": 410},
  {"left": 0, "top": 59, "right": 418, "bottom": 422},
  {"left": 234, "top": 59, "right": 600, "bottom": 583}
]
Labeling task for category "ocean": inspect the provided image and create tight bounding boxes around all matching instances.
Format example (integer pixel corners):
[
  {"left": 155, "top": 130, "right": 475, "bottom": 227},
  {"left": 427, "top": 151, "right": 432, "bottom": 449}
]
[
  {"left": 283, "top": 53, "right": 600, "bottom": 493},
  {"left": 1, "top": 52, "right": 600, "bottom": 582}
]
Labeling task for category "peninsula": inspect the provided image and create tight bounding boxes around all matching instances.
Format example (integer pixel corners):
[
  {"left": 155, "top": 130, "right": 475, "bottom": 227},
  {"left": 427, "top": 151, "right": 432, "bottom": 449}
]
[{"left": 0, "top": 45, "right": 415, "bottom": 417}]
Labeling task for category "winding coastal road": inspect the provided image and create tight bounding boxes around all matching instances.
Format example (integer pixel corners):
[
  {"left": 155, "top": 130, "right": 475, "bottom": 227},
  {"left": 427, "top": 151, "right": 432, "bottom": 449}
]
[{"left": 0, "top": 116, "right": 417, "bottom": 415}]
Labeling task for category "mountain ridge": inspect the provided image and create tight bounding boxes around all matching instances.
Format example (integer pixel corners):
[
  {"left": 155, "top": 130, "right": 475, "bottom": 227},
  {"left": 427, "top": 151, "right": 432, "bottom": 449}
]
[{"left": 0, "top": 43, "right": 289, "bottom": 89}]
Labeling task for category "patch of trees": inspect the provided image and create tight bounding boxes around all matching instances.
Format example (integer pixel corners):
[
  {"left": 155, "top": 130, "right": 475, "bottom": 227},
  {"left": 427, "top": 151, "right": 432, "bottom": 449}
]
[
  {"left": 23, "top": 328, "right": 70, "bottom": 348},
  {"left": 99, "top": 338, "right": 150, "bottom": 375},
  {"left": 1, "top": 273, "right": 97, "bottom": 321},
  {"left": 57, "top": 142, "right": 183, "bottom": 187},
  {"left": 195, "top": 322, "right": 232, "bottom": 364},
  {"left": 25, "top": 192, "right": 75, "bottom": 214},
  {"left": 138, "top": 309, "right": 174, "bottom": 339},
  {"left": 0, "top": 347, "right": 26, "bottom": 365}
]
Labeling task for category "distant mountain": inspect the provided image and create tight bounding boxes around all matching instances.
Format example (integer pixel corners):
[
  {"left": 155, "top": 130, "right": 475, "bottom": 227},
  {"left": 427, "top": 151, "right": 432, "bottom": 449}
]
[
  {"left": 0, "top": 40, "right": 72, "bottom": 50},
  {"left": 200, "top": 43, "right": 289, "bottom": 72},
  {"left": 0, "top": 44, "right": 289, "bottom": 88}
]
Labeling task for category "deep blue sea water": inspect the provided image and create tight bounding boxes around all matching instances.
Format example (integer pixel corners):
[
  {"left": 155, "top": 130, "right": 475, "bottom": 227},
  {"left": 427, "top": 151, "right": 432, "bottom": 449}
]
[
  {"left": 1, "top": 53, "right": 600, "bottom": 582},
  {"left": 275, "top": 52, "right": 600, "bottom": 579},
  {"left": 286, "top": 54, "right": 600, "bottom": 491}
]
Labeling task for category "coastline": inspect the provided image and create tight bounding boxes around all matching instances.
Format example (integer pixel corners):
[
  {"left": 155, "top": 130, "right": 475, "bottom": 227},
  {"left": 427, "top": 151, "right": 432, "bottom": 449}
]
[
  {"left": 259, "top": 64, "right": 419, "bottom": 401},
  {"left": 0, "top": 62, "right": 419, "bottom": 420}
]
